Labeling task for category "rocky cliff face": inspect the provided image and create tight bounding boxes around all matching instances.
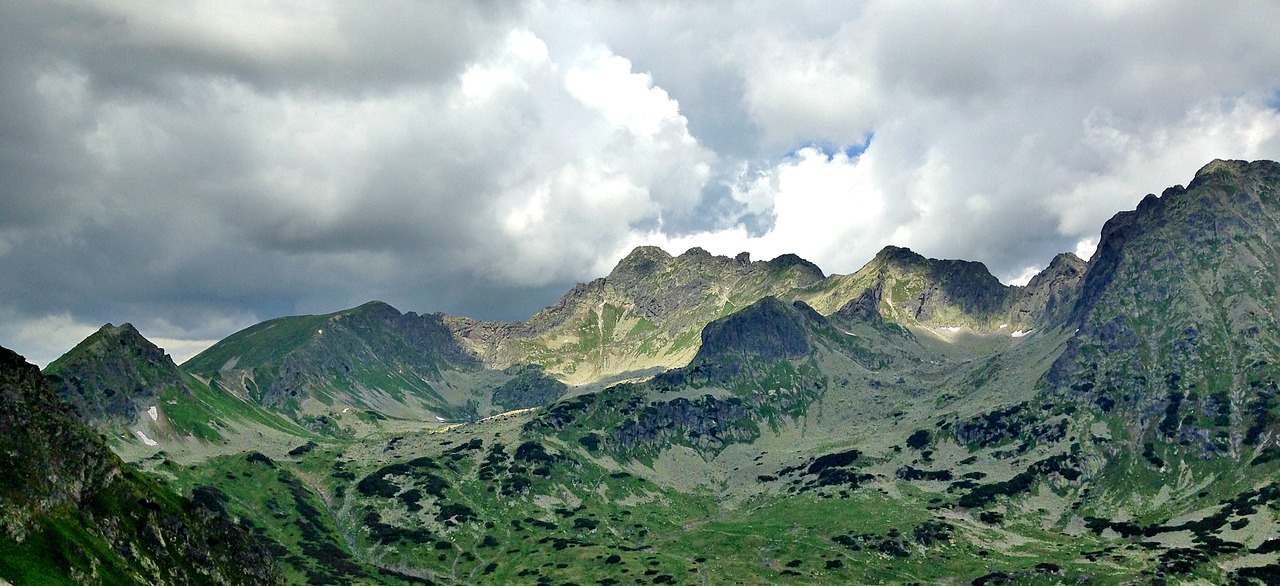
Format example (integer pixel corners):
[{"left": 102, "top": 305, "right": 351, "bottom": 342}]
[
  {"left": 696, "top": 297, "right": 820, "bottom": 365},
  {"left": 0, "top": 346, "right": 281, "bottom": 584},
  {"left": 529, "top": 295, "right": 836, "bottom": 457},
  {"left": 457, "top": 246, "right": 826, "bottom": 385},
  {"left": 1048, "top": 159, "right": 1280, "bottom": 457},
  {"left": 802, "top": 245, "right": 1071, "bottom": 331},
  {"left": 1007, "top": 252, "right": 1086, "bottom": 328}
]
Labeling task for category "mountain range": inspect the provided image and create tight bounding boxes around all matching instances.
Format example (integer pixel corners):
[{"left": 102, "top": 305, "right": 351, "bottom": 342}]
[{"left": 6, "top": 158, "right": 1280, "bottom": 584}]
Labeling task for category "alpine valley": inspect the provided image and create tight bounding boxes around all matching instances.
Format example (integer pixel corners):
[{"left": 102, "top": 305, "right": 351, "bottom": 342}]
[{"left": 7, "top": 159, "right": 1280, "bottom": 585}]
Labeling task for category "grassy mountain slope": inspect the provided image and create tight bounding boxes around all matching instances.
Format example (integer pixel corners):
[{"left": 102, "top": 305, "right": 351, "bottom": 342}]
[
  {"left": 183, "top": 301, "right": 501, "bottom": 424},
  {"left": 43, "top": 322, "right": 308, "bottom": 458}
]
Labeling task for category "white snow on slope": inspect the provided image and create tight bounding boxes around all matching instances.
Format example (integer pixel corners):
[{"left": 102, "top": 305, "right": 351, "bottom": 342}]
[
  {"left": 147, "top": 405, "right": 158, "bottom": 421},
  {"left": 134, "top": 430, "right": 158, "bottom": 446}
]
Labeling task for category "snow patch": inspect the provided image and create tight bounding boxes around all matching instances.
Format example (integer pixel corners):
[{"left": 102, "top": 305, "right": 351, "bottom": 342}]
[
  {"left": 943, "top": 326, "right": 961, "bottom": 332},
  {"left": 999, "top": 323, "right": 1008, "bottom": 329},
  {"left": 134, "top": 430, "right": 158, "bottom": 446},
  {"left": 1011, "top": 329, "right": 1033, "bottom": 338},
  {"left": 147, "top": 405, "right": 158, "bottom": 421}
]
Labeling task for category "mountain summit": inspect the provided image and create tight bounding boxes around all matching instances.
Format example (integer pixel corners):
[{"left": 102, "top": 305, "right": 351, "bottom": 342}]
[{"left": 44, "top": 323, "right": 188, "bottom": 427}]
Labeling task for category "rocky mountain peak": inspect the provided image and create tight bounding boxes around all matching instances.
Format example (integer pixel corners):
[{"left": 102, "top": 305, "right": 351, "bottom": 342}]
[
  {"left": 44, "top": 322, "right": 187, "bottom": 427},
  {"left": 764, "top": 253, "right": 826, "bottom": 280},
  {"left": 54, "top": 322, "right": 171, "bottom": 366},
  {"left": 872, "top": 245, "right": 929, "bottom": 268},
  {"left": 677, "top": 246, "right": 714, "bottom": 260},
  {"left": 1043, "top": 252, "right": 1086, "bottom": 276},
  {"left": 1071, "top": 158, "right": 1280, "bottom": 328},
  {"left": 1005, "top": 252, "right": 1087, "bottom": 329},
  {"left": 1049, "top": 159, "right": 1280, "bottom": 454},
  {"left": 1019, "top": 252, "right": 1086, "bottom": 296},
  {"left": 611, "top": 245, "right": 675, "bottom": 281},
  {"left": 1188, "top": 158, "right": 1247, "bottom": 187},
  {"left": 866, "top": 246, "right": 1011, "bottom": 327}
]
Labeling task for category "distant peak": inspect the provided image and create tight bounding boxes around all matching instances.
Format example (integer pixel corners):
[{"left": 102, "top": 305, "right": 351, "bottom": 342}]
[
  {"left": 345, "top": 300, "right": 401, "bottom": 319},
  {"left": 611, "top": 246, "right": 675, "bottom": 279},
  {"left": 44, "top": 319, "right": 174, "bottom": 382},
  {"left": 872, "top": 245, "right": 927, "bottom": 266},
  {"left": 677, "top": 246, "right": 713, "bottom": 259},
  {"left": 621, "top": 245, "right": 672, "bottom": 262},
  {"left": 90, "top": 322, "right": 146, "bottom": 344},
  {"left": 97, "top": 322, "right": 136, "bottom": 334},
  {"left": 876, "top": 244, "right": 919, "bottom": 257},
  {"left": 1049, "top": 251, "right": 1086, "bottom": 268},
  {"left": 765, "top": 253, "right": 825, "bottom": 279},
  {"left": 353, "top": 299, "right": 396, "bottom": 311},
  {"left": 1194, "top": 158, "right": 1246, "bottom": 179},
  {"left": 1022, "top": 252, "right": 1087, "bottom": 289}
]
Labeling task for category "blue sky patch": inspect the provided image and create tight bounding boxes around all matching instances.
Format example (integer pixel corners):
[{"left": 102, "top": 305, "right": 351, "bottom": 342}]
[{"left": 784, "top": 133, "right": 874, "bottom": 161}]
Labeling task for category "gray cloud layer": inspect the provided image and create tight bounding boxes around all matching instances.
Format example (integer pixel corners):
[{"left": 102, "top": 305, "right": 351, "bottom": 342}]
[{"left": 4, "top": 1, "right": 1280, "bottom": 365}]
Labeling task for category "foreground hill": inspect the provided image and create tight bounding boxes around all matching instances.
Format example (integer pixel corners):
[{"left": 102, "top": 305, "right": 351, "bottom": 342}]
[
  {"left": 0, "top": 346, "right": 282, "bottom": 585},
  {"left": 44, "top": 322, "right": 310, "bottom": 460},
  {"left": 1049, "top": 159, "right": 1280, "bottom": 458}
]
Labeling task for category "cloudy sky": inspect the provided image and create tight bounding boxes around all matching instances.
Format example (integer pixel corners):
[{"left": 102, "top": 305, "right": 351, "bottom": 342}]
[{"left": 4, "top": 1, "right": 1280, "bottom": 366}]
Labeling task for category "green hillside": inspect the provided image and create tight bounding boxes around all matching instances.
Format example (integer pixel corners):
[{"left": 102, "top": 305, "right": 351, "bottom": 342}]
[{"left": 0, "top": 346, "right": 283, "bottom": 585}]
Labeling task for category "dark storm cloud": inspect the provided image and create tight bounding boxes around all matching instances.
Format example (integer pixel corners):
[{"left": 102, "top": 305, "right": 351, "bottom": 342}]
[{"left": 17, "top": 1, "right": 526, "bottom": 96}]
